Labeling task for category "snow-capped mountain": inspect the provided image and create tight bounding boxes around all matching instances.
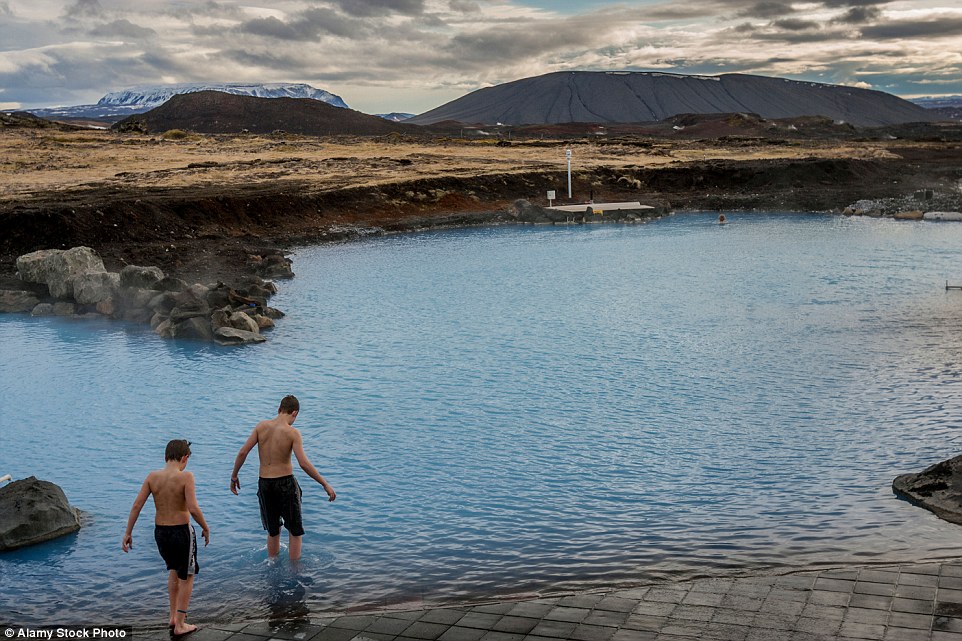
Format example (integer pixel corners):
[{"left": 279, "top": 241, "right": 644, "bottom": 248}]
[
  {"left": 22, "top": 83, "right": 348, "bottom": 123},
  {"left": 377, "top": 112, "right": 415, "bottom": 122}
]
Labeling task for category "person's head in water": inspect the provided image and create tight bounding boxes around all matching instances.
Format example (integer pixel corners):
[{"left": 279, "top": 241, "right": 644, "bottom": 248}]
[
  {"left": 279, "top": 395, "right": 299, "bottom": 422},
  {"left": 164, "top": 439, "right": 191, "bottom": 469},
  {"left": 718, "top": 214, "right": 726, "bottom": 223}
]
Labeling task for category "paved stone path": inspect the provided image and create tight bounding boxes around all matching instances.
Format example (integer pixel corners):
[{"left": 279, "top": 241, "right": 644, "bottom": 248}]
[{"left": 137, "top": 561, "right": 962, "bottom": 641}]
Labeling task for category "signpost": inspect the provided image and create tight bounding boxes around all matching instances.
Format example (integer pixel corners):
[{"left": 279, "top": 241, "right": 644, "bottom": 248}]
[
  {"left": 566, "top": 148, "right": 572, "bottom": 199},
  {"left": 547, "top": 190, "right": 556, "bottom": 207}
]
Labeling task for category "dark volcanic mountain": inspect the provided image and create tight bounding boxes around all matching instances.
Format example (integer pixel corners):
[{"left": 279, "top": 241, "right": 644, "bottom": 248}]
[
  {"left": 408, "top": 71, "right": 936, "bottom": 127},
  {"left": 113, "top": 91, "right": 423, "bottom": 136}
]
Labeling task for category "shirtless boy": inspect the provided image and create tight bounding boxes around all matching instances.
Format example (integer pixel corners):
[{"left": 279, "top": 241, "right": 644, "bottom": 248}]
[
  {"left": 123, "top": 439, "right": 210, "bottom": 637},
  {"left": 230, "top": 395, "right": 336, "bottom": 561}
]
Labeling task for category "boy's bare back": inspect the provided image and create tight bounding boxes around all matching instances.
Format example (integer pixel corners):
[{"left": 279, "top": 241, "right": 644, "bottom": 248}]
[
  {"left": 146, "top": 468, "right": 193, "bottom": 526},
  {"left": 253, "top": 417, "right": 298, "bottom": 478}
]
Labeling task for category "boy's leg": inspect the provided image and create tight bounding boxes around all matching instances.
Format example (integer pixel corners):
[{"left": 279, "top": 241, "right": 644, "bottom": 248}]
[
  {"left": 168, "top": 571, "right": 180, "bottom": 627},
  {"left": 173, "top": 576, "right": 197, "bottom": 635},
  {"left": 267, "top": 534, "right": 281, "bottom": 558},
  {"left": 289, "top": 534, "right": 302, "bottom": 561}
]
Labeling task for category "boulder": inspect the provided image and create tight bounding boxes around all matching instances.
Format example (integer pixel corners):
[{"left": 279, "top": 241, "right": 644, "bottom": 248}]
[
  {"left": 0, "top": 290, "right": 40, "bottom": 313},
  {"left": 0, "top": 477, "right": 82, "bottom": 551},
  {"left": 255, "top": 254, "right": 295, "bottom": 280},
  {"left": 147, "top": 292, "right": 178, "bottom": 315},
  {"left": 169, "top": 299, "right": 210, "bottom": 323},
  {"left": 73, "top": 271, "right": 119, "bottom": 305},
  {"left": 210, "top": 307, "right": 232, "bottom": 330},
  {"left": 154, "top": 319, "right": 174, "bottom": 338},
  {"left": 118, "top": 287, "right": 156, "bottom": 312},
  {"left": 119, "top": 265, "right": 165, "bottom": 290},
  {"left": 893, "top": 454, "right": 962, "bottom": 525},
  {"left": 16, "top": 247, "right": 105, "bottom": 299},
  {"left": 52, "top": 302, "right": 76, "bottom": 316},
  {"left": 894, "top": 210, "right": 924, "bottom": 220},
  {"left": 229, "top": 311, "right": 260, "bottom": 334},
  {"left": 264, "top": 307, "right": 286, "bottom": 320},
  {"left": 31, "top": 303, "right": 54, "bottom": 316},
  {"left": 172, "top": 316, "right": 213, "bottom": 341},
  {"left": 95, "top": 298, "right": 116, "bottom": 317},
  {"left": 214, "top": 326, "right": 268, "bottom": 345},
  {"left": 154, "top": 276, "right": 189, "bottom": 293},
  {"left": 253, "top": 314, "right": 275, "bottom": 330}
]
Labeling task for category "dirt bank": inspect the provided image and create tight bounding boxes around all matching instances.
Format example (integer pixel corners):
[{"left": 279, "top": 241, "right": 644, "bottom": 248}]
[{"left": 1, "top": 131, "right": 960, "bottom": 284}]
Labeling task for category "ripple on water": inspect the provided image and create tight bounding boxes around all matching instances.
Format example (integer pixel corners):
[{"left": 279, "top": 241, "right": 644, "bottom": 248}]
[{"left": 4, "top": 213, "right": 962, "bottom": 623}]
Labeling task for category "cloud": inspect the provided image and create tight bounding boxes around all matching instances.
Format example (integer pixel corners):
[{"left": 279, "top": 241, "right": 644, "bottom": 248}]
[
  {"left": 330, "top": 0, "right": 424, "bottom": 18},
  {"left": 0, "top": 2, "right": 11, "bottom": 17},
  {"left": 861, "top": 16, "right": 962, "bottom": 39},
  {"left": 832, "top": 6, "right": 881, "bottom": 23},
  {"left": 772, "top": 18, "right": 821, "bottom": 30},
  {"left": 64, "top": 0, "right": 103, "bottom": 19},
  {"left": 449, "top": 0, "right": 480, "bottom": 12},
  {"left": 736, "top": 2, "right": 795, "bottom": 19},
  {"left": 89, "top": 19, "right": 156, "bottom": 40},
  {"left": 239, "top": 8, "right": 363, "bottom": 41}
]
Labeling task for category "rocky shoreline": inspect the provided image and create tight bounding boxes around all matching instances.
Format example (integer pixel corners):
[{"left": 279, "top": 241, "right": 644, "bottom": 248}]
[{"left": 2, "top": 146, "right": 960, "bottom": 305}]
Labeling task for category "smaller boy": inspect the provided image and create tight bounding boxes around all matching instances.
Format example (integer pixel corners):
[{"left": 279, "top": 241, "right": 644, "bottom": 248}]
[{"left": 123, "top": 439, "right": 210, "bottom": 638}]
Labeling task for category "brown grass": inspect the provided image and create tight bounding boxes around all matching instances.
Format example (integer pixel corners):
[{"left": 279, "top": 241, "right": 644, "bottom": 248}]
[{"left": 0, "top": 128, "right": 904, "bottom": 203}]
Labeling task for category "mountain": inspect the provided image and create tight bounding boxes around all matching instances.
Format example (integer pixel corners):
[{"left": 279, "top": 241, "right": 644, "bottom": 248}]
[
  {"left": 408, "top": 71, "right": 936, "bottom": 128},
  {"left": 111, "top": 91, "right": 422, "bottom": 136},
  {"left": 377, "top": 112, "right": 415, "bottom": 122},
  {"left": 23, "top": 82, "right": 348, "bottom": 124},
  {"left": 911, "top": 96, "right": 962, "bottom": 121}
]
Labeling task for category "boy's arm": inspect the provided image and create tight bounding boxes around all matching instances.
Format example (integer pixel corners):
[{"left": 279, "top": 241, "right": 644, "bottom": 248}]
[
  {"left": 292, "top": 431, "right": 336, "bottom": 502},
  {"left": 122, "top": 477, "right": 151, "bottom": 552},
  {"left": 230, "top": 427, "right": 259, "bottom": 494},
  {"left": 185, "top": 472, "right": 210, "bottom": 546}
]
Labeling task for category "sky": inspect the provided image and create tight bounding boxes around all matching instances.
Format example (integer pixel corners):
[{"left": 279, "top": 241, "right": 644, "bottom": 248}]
[{"left": 0, "top": 0, "right": 960, "bottom": 115}]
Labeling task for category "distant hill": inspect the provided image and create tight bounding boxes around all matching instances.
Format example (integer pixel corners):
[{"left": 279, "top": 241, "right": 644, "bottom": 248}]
[
  {"left": 0, "top": 111, "right": 75, "bottom": 130},
  {"left": 111, "top": 91, "right": 424, "bottom": 136},
  {"left": 23, "top": 82, "right": 348, "bottom": 124},
  {"left": 408, "top": 71, "right": 936, "bottom": 128},
  {"left": 377, "top": 112, "right": 415, "bottom": 122},
  {"left": 911, "top": 96, "right": 962, "bottom": 121}
]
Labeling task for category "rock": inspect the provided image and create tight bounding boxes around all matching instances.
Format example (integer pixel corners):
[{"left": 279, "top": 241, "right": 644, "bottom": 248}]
[
  {"left": 169, "top": 299, "right": 210, "bottom": 323},
  {"left": 0, "top": 290, "right": 40, "bottom": 313},
  {"left": 118, "top": 287, "right": 155, "bottom": 311},
  {"left": 31, "top": 303, "right": 54, "bottom": 316},
  {"left": 147, "top": 292, "right": 178, "bottom": 315},
  {"left": 210, "top": 307, "right": 232, "bottom": 330},
  {"left": 154, "top": 276, "right": 189, "bottom": 292},
  {"left": 893, "top": 454, "right": 962, "bottom": 525},
  {"left": 253, "top": 314, "right": 275, "bottom": 330},
  {"left": 16, "top": 247, "right": 106, "bottom": 299},
  {"left": 229, "top": 311, "right": 260, "bottom": 334},
  {"left": 256, "top": 254, "right": 294, "bottom": 280},
  {"left": 119, "top": 265, "right": 165, "bottom": 289},
  {"left": 264, "top": 307, "right": 286, "bottom": 319},
  {"left": 172, "top": 316, "right": 213, "bottom": 341},
  {"left": 52, "top": 302, "right": 76, "bottom": 316},
  {"left": 894, "top": 210, "right": 925, "bottom": 220},
  {"left": 0, "top": 477, "right": 82, "bottom": 551},
  {"left": 206, "top": 284, "right": 232, "bottom": 310},
  {"left": 214, "top": 326, "right": 268, "bottom": 345},
  {"left": 73, "top": 271, "right": 119, "bottom": 305},
  {"left": 154, "top": 319, "right": 174, "bottom": 338},
  {"left": 149, "top": 312, "right": 167, "bottom": 330},
  {"left": 95, "top": 298, "right": 116, "bottom": 316}
]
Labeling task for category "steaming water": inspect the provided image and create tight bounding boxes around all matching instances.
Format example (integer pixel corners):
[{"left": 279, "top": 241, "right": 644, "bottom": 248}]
[{"left": 3, "top": 212, "right": 962, "bottom": 625}]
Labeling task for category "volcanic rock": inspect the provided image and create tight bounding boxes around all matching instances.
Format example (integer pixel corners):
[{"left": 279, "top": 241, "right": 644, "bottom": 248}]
[
  {"left": 0, "top": 477, "right": 82, "bottom": 551},
  {"left": 893, "top": 455, "right": 962, "bottom": 525}
]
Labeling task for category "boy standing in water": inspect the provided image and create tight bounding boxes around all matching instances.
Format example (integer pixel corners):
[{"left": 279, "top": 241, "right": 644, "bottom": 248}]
[
  {"left": 123, "top": 439, "right": 210, "bottom": 638},
  {"left": 230, "top": 395, "right": 336, "bottom": 562}
]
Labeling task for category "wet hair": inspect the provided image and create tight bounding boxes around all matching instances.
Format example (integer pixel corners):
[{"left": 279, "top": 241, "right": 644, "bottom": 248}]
[
  {"left": 165, "top": 439, "right": 192, "bottom": 461},
  {"left": 278, "top": 395, "right": 299, "bottom": 415}
]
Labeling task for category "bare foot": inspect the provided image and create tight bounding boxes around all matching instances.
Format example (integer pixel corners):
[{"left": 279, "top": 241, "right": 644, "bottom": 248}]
[{"left": 171, "top": 623, "right": 197, "bottom": 638}]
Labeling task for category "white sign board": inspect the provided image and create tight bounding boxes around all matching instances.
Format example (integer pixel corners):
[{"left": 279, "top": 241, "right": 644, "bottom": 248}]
[
  {"left": 547, "top": 190, "right": 556, "bottom": 200},
  {"left": 566, "top": 149, "right": 572, "bottom": 159}
]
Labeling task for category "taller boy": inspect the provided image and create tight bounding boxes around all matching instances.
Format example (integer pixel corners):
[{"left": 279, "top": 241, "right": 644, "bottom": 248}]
[{"left": 230, "top": 395, "right": 336, "bottom": 561}]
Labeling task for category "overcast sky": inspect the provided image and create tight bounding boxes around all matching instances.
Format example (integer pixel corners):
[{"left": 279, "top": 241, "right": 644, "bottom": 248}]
[{"left": 1, "top": 0, "right": 960, "bottom": 114}]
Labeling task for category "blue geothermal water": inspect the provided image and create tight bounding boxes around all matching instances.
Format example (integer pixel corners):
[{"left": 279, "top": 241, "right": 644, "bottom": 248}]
[{"left": 4, "top": 212, "right": 962, "bottom": 625}]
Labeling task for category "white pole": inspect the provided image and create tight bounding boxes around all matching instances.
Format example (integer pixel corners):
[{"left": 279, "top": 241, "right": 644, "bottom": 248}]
[{"left": 566, "top": 148, "right": 572, "bottom": 199}]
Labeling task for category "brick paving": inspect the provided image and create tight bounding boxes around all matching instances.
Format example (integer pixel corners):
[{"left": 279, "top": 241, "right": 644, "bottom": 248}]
[{"left": 135, "top": 561, "right": 962, "bottom": 641}]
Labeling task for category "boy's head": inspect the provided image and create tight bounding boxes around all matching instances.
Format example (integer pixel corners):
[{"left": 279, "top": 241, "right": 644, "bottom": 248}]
[
  {"left": 165, "top": 439, "right": 192, "bottom": 462},
  {"left": 278, "top": 395, "right": 299, "bottom": 417}
]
